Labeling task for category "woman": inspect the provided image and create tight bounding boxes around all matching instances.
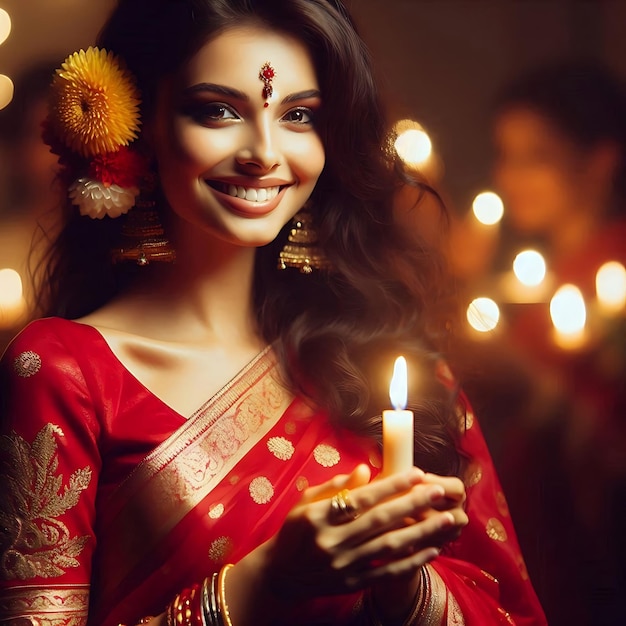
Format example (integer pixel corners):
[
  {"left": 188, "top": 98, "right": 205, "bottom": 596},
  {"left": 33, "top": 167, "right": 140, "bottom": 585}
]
[{"left": 0, "top": 1, "right": 545, "bottom": 624}]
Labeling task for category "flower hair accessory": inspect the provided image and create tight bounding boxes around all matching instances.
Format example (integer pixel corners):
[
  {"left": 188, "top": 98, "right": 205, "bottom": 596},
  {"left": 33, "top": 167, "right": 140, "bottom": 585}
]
[{"left": 45, "top": 47, "right": 146, "bottom": 219}]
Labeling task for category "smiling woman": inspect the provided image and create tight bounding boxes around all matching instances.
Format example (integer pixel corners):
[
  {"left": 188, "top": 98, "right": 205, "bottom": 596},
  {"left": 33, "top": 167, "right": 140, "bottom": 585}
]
[
  {"left": 152, "top": 26, "right": 324, "bottom": 246},
  {"left": 0, "top": 1, "right": 545, "bottom": 625}
]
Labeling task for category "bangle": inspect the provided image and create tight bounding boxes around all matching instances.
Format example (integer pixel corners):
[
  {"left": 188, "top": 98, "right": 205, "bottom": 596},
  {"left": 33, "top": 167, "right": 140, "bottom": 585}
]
[
  {"left": 202, "top": 573, "right": 223, "bottom": 626},
  {"left": 167, "top": 585, "right": 202, "bottom": 626},
  {"left": 217, "top": 564, "right": 234, "bottom": 626}
]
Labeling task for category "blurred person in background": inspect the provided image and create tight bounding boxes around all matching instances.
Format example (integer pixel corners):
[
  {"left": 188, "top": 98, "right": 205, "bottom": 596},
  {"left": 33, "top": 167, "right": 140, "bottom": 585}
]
[{"left": 468, "top": 60, "right": 626, "bottom": 626}]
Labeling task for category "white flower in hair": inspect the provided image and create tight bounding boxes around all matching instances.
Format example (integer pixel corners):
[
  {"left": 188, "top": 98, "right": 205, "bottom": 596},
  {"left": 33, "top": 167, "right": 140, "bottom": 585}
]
[{"left": 69, "top": 177, "right": 139, "bottom": 219}]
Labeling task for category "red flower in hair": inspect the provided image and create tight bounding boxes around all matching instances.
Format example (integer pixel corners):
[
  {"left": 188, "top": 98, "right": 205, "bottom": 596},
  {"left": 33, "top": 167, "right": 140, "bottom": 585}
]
[{"left": 88, "top": 147, "right": 148, "bottom": 188}]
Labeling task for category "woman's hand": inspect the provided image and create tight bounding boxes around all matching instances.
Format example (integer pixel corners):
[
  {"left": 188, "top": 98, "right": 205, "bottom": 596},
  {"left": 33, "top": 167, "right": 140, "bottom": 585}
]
[
  {"left": 225, "top": 466, "right": 468, "bottom": 625},
  {"left": 264, "top": 465, "right": 468, "bottom": 598}
]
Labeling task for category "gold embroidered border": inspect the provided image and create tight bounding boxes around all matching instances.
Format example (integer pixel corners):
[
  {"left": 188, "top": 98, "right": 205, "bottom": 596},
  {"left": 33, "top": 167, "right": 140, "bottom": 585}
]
[
  {"left": 446, "top": 586, "right": 464, "bottom": 625},
  {"left": 0, "top": 584, "right": 89, "bottom": 625},
  {"left": 421, "top": 564, "right": 447, "bottom": 625},
  {"left": 98, "top": 347, "right": 293, "bottom": 598}
]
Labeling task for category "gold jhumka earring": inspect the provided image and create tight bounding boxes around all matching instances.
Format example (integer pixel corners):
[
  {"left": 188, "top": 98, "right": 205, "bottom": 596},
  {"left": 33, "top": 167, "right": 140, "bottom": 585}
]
[
  {"left": 278, "top": 207, "right": 331, "bottom": 273},
  {"left": 111, "top": 179, "right": 176, "bottom": 266}
]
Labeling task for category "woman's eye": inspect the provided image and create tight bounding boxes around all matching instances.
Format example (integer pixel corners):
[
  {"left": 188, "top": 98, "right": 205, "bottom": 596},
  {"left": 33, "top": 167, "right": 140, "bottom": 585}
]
[
  {"left": 282, "top": 108, "right": 314, "bottom": 125},
  {"left": 186, "top": 103, "right": 239, "bottom": 123}
]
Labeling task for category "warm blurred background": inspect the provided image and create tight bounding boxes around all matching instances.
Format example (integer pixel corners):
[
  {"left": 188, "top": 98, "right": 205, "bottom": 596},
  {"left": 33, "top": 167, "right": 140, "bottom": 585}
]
[{"left": 1, "top": 1, "right": 625, "bottom": 624}]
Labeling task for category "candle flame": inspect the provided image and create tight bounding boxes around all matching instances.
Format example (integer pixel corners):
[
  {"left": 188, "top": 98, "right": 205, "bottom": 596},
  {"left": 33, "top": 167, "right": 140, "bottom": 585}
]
[{"left": 389, "top": 356, "right": 408, "bottom": 410}]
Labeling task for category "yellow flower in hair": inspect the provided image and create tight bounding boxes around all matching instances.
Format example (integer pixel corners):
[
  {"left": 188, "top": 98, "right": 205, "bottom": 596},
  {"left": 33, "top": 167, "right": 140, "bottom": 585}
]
[{"left": 50, "top": 47, "right": 141, "bottom": 157}]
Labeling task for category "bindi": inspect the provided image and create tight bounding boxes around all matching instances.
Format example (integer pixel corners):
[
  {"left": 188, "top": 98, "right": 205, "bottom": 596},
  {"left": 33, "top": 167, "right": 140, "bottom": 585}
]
[{"left": 259, "top": 62, "right": 276, "bottom": 107}]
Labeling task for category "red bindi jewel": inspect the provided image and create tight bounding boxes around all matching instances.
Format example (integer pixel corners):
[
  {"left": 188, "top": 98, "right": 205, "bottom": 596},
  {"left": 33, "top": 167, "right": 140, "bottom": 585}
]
[{"left": 259, "top": 62, "right": 276, "bottom": 107}]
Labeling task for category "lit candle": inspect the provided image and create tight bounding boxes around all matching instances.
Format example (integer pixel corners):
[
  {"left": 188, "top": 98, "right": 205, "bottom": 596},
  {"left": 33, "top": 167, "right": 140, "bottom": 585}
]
[
  {"left": 381, "top": 356, "right": 414, "bottom": 477},
  {"left": 550, "top": 284, "right": 586, "bottom": 349}
]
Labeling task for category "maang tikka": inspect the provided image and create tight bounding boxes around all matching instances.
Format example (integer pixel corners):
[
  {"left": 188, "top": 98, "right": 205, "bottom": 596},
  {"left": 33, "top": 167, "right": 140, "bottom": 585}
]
[{"left": 259, "top": 62, "right": 276, "bottom": 107}]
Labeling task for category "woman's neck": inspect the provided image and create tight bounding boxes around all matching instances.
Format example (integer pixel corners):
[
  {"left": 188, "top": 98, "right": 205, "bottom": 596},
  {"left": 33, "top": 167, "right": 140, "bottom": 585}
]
[{"left": 93, "top": 227, "right": 260, "bottom": 347}]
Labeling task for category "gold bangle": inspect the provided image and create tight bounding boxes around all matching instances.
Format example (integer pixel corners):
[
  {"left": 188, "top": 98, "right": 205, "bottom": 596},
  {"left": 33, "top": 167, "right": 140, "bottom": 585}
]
[{"left": 217, "top": 564, "right": 234, "bottom": 626}]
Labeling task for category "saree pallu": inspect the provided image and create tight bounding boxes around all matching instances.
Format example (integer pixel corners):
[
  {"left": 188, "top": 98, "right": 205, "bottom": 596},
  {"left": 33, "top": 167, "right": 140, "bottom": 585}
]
[{"left": 0, "top": 318, "right": 546, "bottom": 625}]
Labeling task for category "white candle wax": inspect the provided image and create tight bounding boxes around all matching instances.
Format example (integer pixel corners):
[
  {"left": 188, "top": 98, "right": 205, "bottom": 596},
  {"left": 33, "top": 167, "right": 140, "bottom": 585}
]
[
  {"left": 381, "top": 356, "right": 414, "bottom": 477},
  {"left": 382, "top": 408, "right": 414, "bottom": 476}
]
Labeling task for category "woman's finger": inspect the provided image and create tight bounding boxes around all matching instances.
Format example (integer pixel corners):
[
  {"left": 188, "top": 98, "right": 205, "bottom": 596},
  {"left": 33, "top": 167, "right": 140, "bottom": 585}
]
[
  {"left": 334, "top": 481, "right": 446, "bottom": 547},
  {"left": 345, "top": 546, "right": 441, "bottom": 590},
  {"left": 333, "top": 511, "right": 456, "bottom": 571},
  {"left": 422, "top": 473, "right": 466, "bottom": 503},
  {"left": 300, "top": 464, "right": 371, "bottom": 504}
]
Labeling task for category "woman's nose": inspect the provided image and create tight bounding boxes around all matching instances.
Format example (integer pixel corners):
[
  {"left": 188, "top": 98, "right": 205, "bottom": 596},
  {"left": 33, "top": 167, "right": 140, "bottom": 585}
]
[{"left": 235, "top": 118, "right": 281, "bottom": 172}]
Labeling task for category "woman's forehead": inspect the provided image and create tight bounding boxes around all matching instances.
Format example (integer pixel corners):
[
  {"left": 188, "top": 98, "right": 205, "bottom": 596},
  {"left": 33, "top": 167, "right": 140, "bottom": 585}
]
[{"left": 177, "top": 25, "right": 319, "bottom": 94}]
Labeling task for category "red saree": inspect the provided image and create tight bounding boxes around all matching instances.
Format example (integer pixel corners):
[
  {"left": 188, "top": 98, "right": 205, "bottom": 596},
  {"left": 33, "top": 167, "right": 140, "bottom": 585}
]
[{"left": 0, "top": 318, "right": 546, "bottom": 625}]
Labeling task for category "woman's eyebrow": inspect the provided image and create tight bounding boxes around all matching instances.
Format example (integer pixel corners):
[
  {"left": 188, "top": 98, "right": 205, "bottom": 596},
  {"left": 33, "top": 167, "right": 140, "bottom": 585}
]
[
  {"left": 281, "top": 89, "right": 322, "bottom": 104},
  {"left": 183, "top": 83, "right": 249, "bottom": 100}
]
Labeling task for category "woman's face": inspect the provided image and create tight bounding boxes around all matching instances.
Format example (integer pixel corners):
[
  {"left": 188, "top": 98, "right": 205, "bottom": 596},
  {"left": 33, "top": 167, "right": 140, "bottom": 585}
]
[
  {"left": 151, "top": 25, "right": 325, "bottom": 247},
  {"left": 493, "top": 107, "right": 588, "bottom": 235}
]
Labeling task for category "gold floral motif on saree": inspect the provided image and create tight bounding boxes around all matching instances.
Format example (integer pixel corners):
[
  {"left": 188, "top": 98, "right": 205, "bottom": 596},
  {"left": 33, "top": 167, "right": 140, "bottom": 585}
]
[
  {"left": 496, "top": 491, "right": 510, "bottom": 517},
  {"left": 0, "top": 584, "right": 89, "bottom": 625},
  {"left": 313, "top": 443, "right": 340, "bottom": 468},
  {"left": 208, "top": 536, "right": 234, "bottom": 564},
  {"left": 267, "top": 436, "right": 294, "bottom": 461},
  {"left": 0, "top": 424, "right": 92, "bottom": 580},
  {"left": 13, "top": 351, "right": 42, "bottom": 378},
  {"left": 249, "top": 476, "right": 274, "bottom": 504},
  {"left": 208, "top": 503, "right": 224, "bottom": 519},
  {"left": 486, "top": 518, "right": 508, "bottom": 542},
  {"left": 465, "top": 462, "right": 482, "bottom": 487}
]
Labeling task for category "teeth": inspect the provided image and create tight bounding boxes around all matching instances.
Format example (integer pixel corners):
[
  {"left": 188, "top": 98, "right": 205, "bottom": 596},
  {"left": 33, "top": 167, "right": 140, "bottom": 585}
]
[{"left": 223, "top": 184, "right": 280, "bottom": 202}]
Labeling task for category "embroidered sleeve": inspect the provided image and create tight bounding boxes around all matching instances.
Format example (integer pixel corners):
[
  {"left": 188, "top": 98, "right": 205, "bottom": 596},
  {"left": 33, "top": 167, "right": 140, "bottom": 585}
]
[
  {"left": 0, "top": 322, "right": 100, "bottom": 625},
  {"left": 0, "top": 424, "right": 92, "bottom": 581}
]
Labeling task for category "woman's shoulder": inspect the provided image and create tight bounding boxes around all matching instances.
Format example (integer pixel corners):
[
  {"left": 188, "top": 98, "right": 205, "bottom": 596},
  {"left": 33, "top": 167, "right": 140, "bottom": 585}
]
[
  {"left": 4, "top": 317, "right": 99, "bottom": 358},
  {"left": 1, "top": 317, "right": 109, "bottom": 382}
]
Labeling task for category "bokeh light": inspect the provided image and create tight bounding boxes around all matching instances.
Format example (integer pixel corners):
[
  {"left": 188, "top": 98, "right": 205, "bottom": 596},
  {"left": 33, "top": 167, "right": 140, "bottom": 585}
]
[
  {"left": 472, "top": 191, "right": 504, "bottom": 225},
  {"left": 0, "top": 74, "right": 14, "bottom": 110},
  {"left": 0, "top": 268, "right": 23, "bottom": 305},
  {"left": 467, "top": 297, "right": 500, "bottom": 332},
  {"left": 550, "top": 285, "right": 586, "bottom": 335},
  {"left": 513, "top": 250, "right": 546, "bottom": 287},
  {"left": 394, "top": 128, "right": 432, "bottom": 165},
  {"left": 596, "top": 261, "right": 626, "bottom": 313},
  {"left": 392, "top": 119, "right": 433, "bottom": 167},
  {"left": 0, "top": 268, "right": 26, "bottom": 328},
  {"left": 0, "top": 9, "right": 10, "bottom": 46}
]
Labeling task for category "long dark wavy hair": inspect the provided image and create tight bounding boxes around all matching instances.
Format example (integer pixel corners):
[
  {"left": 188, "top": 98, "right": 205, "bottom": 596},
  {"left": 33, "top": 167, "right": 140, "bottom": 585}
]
[{"left": 36, "top": 0, "right": 463, "bottom": 476}]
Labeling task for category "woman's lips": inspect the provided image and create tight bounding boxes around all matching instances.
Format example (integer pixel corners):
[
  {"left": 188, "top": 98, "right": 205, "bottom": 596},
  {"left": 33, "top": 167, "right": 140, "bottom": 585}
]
[{"left": 206, "top": 180, "right": 290, "bottom": 217}]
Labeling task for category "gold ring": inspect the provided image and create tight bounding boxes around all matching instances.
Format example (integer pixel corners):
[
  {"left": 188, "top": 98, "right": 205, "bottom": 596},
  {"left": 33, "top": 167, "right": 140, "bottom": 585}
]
[{"left": 329, "top": 489, "right": 360, "bottom": 524}]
